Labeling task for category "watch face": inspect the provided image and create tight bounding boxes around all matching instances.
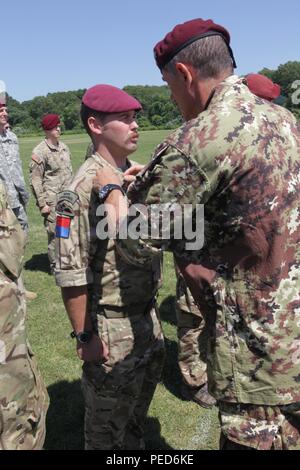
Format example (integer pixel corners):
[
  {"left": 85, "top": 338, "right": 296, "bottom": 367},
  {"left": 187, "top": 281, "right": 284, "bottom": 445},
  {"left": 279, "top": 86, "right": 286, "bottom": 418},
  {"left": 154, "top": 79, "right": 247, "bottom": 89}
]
[
  {"left": 77, "top": 331, "right": 92, "bottom": 344},
  {"left": 98, "top": 186, "right": 109, "bottom": 202}
]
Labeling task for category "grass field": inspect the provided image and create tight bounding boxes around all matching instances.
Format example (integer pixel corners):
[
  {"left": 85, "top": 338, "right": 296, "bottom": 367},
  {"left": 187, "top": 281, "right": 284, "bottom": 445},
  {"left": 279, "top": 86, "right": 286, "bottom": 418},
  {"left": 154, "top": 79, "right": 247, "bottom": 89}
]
[{"left": 20, "top": 130, "right": 220, "bottom": 450}]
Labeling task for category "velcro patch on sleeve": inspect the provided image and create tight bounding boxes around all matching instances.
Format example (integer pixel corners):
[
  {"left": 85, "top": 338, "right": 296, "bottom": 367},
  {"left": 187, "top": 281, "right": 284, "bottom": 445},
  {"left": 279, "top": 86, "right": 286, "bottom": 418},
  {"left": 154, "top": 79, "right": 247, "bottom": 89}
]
[
  {"left": 57, "top": 190, "right": 79, "bottom": 206},
  {"left": 55, "top": 215, "right": 71, "bottom": 239},
  {"left": 31, "top": 154, "right": 43, "bottom": 164}
]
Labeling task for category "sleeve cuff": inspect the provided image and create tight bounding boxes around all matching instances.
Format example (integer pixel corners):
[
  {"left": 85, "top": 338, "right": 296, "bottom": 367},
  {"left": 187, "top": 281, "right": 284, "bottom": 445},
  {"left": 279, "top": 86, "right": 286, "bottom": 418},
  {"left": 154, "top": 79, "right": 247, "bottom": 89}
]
[{"left": 54, "top": 267, "right": 94, "bottom": 287}]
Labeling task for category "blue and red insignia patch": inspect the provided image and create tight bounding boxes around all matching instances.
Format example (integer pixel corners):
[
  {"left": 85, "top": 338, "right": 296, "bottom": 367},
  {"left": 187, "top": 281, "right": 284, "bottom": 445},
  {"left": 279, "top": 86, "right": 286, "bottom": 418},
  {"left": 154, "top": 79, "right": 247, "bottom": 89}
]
[{"left": 55, "top": 215, "right": 71, "bottom": 239}]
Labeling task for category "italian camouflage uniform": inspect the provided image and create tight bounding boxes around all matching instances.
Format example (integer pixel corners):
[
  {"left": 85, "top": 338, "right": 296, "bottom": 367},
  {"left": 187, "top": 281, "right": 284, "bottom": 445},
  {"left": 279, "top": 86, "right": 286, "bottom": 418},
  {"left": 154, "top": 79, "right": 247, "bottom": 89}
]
[
  {"left": 0, "top": 182, "right": 49, "bottom": 450},
  {"left": 0, "top": 129, "right": 29, "bottom": 233},
  {"left": 54, "top": 153, "right": 164, "bottom": 450},
  {"left": 117, "top": 75, "right": 300, "bottom": 450},
  {"left": 29, "top": 139, "right": 72, "bottom": 271}
]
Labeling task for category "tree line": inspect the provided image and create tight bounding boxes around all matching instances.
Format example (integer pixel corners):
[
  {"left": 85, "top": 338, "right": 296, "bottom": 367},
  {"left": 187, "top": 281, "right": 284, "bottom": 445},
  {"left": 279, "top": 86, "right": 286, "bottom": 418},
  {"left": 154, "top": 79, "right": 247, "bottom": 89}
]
[{"left": 7, "top": 61, "right": 300, "bottom": 135}]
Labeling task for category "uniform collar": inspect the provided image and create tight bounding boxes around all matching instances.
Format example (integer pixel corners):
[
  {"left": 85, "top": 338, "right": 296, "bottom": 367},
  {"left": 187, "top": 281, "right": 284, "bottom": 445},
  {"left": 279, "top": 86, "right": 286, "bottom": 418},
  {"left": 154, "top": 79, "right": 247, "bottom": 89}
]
[
  {"left": 205, "top": 74, "right": 247, "bottom": 110},
  {"left": 93, "top": 152, "right": 131, "bottom": 174},
  {"left": 45, "top": 139, "right": 62, "bottom": 151},
  {"left": 0, "top": 128, "right": 11, "bottom": 141}
]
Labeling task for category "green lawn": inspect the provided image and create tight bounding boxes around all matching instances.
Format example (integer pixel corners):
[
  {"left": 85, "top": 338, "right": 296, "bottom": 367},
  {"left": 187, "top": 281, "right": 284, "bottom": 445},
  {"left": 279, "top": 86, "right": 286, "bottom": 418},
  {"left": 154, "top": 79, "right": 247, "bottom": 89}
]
[{"left": 20, "top": 130, "right": 219, "bottom": 450}]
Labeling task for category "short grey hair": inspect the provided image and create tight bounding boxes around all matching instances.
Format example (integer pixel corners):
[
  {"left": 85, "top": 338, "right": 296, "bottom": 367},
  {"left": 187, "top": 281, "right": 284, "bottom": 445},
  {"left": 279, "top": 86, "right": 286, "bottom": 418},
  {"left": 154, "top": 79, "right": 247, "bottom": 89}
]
[{"left": 165, "top": 35, "right": 234, "bottom": 79}]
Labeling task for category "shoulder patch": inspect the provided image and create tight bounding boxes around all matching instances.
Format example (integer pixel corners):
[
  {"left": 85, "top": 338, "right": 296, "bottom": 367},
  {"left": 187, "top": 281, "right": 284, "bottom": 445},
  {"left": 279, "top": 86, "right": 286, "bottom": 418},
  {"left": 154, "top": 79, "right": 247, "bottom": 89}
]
[
  {"left": 57, "top": 190, "right": 79, "bottom": 206},
  {"left": 56, "top": 190, "right": 79, "bottom": 217},
  {"left": 31, "top": 154, "right": 43, "bottom": 164}
]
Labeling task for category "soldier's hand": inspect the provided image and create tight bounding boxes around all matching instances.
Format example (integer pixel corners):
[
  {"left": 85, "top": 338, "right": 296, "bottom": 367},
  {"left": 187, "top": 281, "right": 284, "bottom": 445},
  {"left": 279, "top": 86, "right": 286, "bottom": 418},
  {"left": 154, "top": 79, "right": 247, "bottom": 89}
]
[
  {"left": 92, "top": 168, "right": 122, "bottom": 193},
  {"left": 76, "top": 333, "right": 109, "bottom": 362},
  {"left": 123, "top": 164, "right": 145, "bottom": 184},
  {"left": 41, "top": 204, "right": 51, "bottom": 216}
]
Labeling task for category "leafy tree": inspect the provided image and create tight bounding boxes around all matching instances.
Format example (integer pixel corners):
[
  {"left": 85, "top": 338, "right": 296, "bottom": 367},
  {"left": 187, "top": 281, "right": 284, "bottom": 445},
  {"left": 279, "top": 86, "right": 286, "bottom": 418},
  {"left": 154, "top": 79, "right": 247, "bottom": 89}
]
[{"left": 5, "top": 62, "right": 299, "bottom": 135}]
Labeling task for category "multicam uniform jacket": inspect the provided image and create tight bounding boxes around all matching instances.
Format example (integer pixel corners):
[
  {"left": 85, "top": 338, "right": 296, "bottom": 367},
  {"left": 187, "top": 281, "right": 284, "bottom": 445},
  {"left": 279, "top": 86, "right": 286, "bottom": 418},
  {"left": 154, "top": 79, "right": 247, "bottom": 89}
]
[
  {"left": 54, "top": 153, "right": 162, "bottom": 311},
  {"left": 119, "top": 75, "right": 300, "bottom": 406}
]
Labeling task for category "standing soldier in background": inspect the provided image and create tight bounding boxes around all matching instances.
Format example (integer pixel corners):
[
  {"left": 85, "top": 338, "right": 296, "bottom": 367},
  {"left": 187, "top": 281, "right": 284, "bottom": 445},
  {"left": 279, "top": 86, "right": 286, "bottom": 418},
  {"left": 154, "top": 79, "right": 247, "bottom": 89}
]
[
  {"left": 0, "top": 181, "right": 49, "bottom": 449},
  {"left": 55, "top": 85, "right": 164, "bottom": 450},
  {"left": 0, "top": 101, "right": 29, "bottom": 233},
  {"left": 29, "top": 114, "right": 73, "bottom": 273},
  {"left": 0, "top": 99, "right": 37, "bottom": 300}
]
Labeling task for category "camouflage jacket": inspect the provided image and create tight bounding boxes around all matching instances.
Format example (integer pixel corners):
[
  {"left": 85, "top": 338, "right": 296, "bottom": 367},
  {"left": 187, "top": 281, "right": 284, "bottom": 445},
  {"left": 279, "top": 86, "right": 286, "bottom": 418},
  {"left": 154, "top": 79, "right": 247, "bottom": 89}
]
[
  {"left": 29, "top": 139, "right": 73, "bottom": 212},
  {"left": 54, "top": 153, "right": 161, "bottom": 312},
  {"left": 0, "top": 182, "right": 48, "bottom": 449},
  {"left": 0, "top": 129, "right": 29, "bottom": 209},
  {"left": 120, "top": 75, "right": 300, "bottom": 405}
]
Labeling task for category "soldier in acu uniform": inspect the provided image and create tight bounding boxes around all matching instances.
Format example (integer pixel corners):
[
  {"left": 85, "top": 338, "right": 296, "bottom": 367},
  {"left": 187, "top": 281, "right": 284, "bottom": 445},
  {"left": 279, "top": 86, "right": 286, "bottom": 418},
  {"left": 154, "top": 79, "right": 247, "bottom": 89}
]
[
  {"left": 0, "top": 101, "right": 29, "bottom": 233},
  {"left": 54, "top": 85, "right": 164, "bottom": 450},
  {"left": 29, "top": 114, "right": 73, "bottom": 273},
  {"left": 93, "top": 19, "right": 300, "bottom": 450},
  {"left": 0, "top": 182, "right": 49, "bottom": 450}
]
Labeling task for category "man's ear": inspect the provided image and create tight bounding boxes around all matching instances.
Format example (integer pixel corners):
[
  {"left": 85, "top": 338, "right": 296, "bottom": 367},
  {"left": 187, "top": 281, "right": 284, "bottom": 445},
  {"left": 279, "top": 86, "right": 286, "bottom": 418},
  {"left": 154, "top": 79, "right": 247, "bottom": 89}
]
[
  {"left": 87, "top": 116, "right": 102, "bottom": 136},
  {"left": 175, "top": 62, "right": 194, "bottom": 85},
  {"left": 175, "top": 62, "right": 198, "bottom": 98}
]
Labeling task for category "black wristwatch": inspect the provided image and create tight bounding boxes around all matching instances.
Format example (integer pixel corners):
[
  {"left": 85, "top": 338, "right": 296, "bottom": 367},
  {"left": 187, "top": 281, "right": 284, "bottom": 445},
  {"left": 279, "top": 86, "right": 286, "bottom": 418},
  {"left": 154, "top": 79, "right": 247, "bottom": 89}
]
[
  {"left": 70, "top": 330, "right": 93, "bottom": 344},
  {"left": 98, "top": 184, "right": 125, "bottom": 203}
]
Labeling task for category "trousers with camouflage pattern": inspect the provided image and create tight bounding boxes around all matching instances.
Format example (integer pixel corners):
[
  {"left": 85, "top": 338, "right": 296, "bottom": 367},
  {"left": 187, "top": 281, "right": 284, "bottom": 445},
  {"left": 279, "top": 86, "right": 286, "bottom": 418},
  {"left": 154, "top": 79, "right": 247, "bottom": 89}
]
[
  {"left": 81, "top": 305, "right": 165, "bottom": 450},
  {"left": 175, "top": 269, "right": 208, "bottom": 389},
  {"left": 0, "top": 182, "right": 49, "bottom": 450}
]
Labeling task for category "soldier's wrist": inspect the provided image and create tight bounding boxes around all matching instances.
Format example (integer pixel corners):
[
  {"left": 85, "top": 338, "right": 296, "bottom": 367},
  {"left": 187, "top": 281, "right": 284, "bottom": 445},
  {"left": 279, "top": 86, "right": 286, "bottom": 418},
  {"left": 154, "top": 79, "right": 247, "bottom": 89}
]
[{"left": 70, "top": 330, "right": 93, "bottom": 344}]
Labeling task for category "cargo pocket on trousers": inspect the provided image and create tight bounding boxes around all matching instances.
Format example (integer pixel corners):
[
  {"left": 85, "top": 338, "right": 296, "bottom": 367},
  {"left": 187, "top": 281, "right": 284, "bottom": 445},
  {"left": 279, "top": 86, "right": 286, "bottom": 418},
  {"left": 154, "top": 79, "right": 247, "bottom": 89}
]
[{"left": 0, "top": 395, "right": 44, "bottom": 450}]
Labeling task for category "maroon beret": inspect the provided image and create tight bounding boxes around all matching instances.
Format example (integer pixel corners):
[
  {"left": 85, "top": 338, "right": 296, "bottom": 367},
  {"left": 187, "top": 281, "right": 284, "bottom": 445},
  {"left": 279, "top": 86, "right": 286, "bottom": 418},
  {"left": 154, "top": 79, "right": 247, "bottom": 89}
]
[
  {"left": 82, "top": 85, "right": 142, "bottom": 113},
  {"left": 154, "top": 18, "right": 236, "bottom": 70},
  {"left": 41, "top": 114, "right": 61, "bottom": 130},
  {"left": 246, "top": 74, "right": 281, "bottom": 101},
  {"left": 0, "top": 100, "right": 6, "bottom": 108}
]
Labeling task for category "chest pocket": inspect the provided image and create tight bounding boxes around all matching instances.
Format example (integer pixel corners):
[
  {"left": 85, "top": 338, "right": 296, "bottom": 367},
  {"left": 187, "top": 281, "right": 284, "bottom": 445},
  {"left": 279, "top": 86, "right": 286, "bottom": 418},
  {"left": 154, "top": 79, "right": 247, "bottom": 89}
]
[{"left": 46, "top": 153, "right": 62, "bottom": 173}]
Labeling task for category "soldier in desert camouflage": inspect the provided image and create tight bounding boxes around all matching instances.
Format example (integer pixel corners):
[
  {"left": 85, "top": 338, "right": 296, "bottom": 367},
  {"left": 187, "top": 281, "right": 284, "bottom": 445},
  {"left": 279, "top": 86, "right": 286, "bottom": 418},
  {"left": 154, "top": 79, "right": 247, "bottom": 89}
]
[
  {"left": 29, "top": 114, "right": 73, "bottom": 273},
  {"left": 54, "top": 85, "right": 164, "bottom": 450},
  {"left": 0, "top": 181, "right": 49, "bottom": 450},
  {"left": 93, "top": 19, "right": 300, "bottom": 450}
]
